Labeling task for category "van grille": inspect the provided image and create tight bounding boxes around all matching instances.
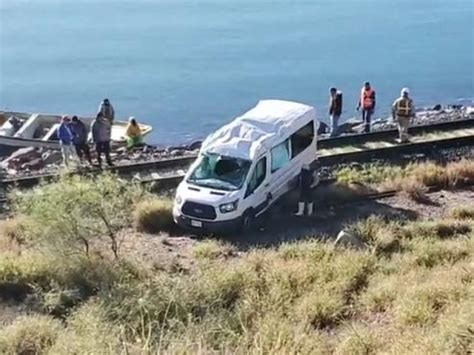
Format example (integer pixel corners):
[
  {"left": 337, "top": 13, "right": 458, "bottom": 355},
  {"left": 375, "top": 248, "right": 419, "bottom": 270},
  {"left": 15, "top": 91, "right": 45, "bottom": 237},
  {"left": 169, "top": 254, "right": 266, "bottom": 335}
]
[{"left": 182, "top": 201, "right": 217, "bottom": 220}]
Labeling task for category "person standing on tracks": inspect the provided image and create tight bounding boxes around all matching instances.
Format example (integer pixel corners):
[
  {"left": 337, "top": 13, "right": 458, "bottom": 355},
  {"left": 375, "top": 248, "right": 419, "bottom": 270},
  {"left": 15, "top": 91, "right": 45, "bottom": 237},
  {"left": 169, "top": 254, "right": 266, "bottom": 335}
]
[
  {"left": 57, "top": 116, "right": 76, "bottom": 167},
  {"left": 91, "top": 112, "right": 114, "bottom": 167},
  {"left": 392, "top": 88, "right": 415, "bottom": 144},
  {"left": 70, "top": 116, "right": 93, "bottom": 166},
  {"left": 329, "top": 87, "right": 343, "bottom": 137},
  {"left": 97, "top": 98, "right": 115, "bottom": 123},
  {"left": 356, "top": 82, "right": 376, "bottom": 133}
]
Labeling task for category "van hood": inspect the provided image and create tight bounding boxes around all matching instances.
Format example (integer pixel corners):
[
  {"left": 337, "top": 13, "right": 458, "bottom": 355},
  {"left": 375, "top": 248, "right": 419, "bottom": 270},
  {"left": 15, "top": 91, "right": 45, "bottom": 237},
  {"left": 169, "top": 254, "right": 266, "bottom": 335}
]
[{"left": 176, "top": 181, "right": 241, "bottom": 205}]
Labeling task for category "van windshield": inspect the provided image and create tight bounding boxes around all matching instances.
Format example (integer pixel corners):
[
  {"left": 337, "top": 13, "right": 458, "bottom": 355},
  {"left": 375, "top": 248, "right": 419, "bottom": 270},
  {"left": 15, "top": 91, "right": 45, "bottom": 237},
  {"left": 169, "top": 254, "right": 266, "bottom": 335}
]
[{"left": 187, "top": 153, "right": 251, "bottom": 191}]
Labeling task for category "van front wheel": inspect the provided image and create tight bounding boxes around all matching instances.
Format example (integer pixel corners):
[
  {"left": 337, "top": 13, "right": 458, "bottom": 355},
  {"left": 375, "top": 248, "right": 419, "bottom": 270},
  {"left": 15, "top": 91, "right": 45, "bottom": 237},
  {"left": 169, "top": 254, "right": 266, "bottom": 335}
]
[{"left": 241, "top": 211, "right": 255, "bottom": 233}]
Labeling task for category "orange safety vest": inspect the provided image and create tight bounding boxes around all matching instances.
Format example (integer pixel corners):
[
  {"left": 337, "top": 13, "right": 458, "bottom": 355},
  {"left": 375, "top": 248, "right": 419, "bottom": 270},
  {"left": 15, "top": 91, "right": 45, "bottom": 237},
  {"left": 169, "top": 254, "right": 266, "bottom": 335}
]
[
  {"left": 361, "top": 88, "right": 375, "bottom": 109},
  {"left": 396, "top": 98, "right": 412, "bottom": 117}
]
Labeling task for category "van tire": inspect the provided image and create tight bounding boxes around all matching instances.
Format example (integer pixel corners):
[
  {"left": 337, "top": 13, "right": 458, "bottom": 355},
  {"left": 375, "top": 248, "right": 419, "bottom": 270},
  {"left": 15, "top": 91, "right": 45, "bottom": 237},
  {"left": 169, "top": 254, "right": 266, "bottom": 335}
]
[{"left": 241, "top": 210, "right": 255, "bottom": 233}]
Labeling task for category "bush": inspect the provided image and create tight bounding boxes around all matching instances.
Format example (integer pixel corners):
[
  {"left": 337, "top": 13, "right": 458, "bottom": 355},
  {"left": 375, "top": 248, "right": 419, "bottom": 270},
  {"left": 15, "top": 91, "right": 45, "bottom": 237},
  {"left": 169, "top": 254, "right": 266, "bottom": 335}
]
[
  {"left": 0, "top": 315, "right": 63, "bottom": 354},
  {"left": 133, "top": 199, "right": 174, "bottom": 234},
  {"left": 11, "top": 174, "right": 145, "bottom": 259}
]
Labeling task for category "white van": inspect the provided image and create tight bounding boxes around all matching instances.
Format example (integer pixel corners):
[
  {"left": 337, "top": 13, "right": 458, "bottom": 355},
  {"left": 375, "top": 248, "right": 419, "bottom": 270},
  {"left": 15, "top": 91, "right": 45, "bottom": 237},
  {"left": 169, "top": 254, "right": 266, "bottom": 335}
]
[{"left": 173, "top": 100, "right": 318, "bottom": 232}]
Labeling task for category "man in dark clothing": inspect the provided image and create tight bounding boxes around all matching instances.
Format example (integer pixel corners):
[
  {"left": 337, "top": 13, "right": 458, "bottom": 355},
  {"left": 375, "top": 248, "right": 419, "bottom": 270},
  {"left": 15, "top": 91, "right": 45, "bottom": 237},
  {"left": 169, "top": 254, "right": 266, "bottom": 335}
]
[
  {"left": 91, "top": 112, "right": 113, "bottom": 167},
  {"left": 70, "top": 116, "right": 92, "bottom": 165},
  {"left": 356, "top": 82, "right": 376, "bottom": 133},
  {"left": 329, "top": 87, "right": 343, "bottom": 137},
  {"left": 295, "top": 163, "right": 319, "bottom": 216}
]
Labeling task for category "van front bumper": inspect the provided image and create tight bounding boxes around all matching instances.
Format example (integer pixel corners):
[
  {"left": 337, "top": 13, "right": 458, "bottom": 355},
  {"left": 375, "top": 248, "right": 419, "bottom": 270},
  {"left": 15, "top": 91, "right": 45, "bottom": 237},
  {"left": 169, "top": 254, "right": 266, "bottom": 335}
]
[{"left": 173, "top": 211, "right": 242, "bottom": 234}]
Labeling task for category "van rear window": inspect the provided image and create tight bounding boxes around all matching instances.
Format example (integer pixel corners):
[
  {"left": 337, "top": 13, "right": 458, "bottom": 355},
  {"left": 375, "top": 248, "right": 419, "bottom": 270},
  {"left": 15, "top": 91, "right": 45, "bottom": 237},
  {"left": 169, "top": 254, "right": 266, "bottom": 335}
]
[{"left": 291, "top": 121, "right": 314, "bottom": 158}]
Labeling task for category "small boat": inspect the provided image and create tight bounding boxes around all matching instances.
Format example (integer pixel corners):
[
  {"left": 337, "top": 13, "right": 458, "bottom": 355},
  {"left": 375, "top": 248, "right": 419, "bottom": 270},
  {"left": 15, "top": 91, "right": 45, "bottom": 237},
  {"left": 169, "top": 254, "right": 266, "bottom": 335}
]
[{"left": 0, "top": 111, "right": 152, "bottom": 156}]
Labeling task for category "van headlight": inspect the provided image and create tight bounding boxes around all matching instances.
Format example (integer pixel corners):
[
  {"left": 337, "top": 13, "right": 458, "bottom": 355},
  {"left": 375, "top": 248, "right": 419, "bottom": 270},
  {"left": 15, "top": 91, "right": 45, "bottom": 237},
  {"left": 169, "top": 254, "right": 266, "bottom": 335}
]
[
  {"left": 175, "top": 195, "right": 182, "bottom": 205},
  {"left": 219, "top": 200, "right": 238, "bottom": 214}
]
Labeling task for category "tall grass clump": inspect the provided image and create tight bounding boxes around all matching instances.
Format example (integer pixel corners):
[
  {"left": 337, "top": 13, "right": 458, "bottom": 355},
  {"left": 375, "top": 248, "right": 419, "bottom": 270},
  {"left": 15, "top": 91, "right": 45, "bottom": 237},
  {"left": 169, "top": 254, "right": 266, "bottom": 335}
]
[
  {"left": 449, "top": 206, "right": 474, "bottom": 220},
  {"left": 193, "top": 239, "right": 237, "bottom": 260},
  {"left": 48, "top": 301, "right": 123, "bottom": 354},
  {"left": 133, "top": 199, "right": 174, "bottom": 234},
  {"left": 337, "top": 159, "right": 474, "bottom": 198},
  {"left": 11, "top": 174, "right": 146, "bottom": 259},
  {"left": 0, "top": 315, "right": 63, "bottom": 354}
]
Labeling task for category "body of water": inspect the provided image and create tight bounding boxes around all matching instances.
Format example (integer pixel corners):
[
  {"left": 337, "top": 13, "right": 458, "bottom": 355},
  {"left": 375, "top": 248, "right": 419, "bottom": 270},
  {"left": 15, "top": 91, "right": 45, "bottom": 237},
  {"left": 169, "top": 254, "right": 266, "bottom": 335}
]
[{"left": 1, "top": 0, "right": 473, "bottom": 145}]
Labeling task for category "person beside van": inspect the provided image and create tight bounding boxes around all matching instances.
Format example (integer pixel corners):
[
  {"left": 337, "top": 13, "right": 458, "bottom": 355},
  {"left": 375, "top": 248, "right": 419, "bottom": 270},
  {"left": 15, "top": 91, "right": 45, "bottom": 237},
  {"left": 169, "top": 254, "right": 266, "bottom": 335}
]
[
  {"left": 97, "top": 98, "right": 115, "bottom": 122},
  {"left": 91, "top": 112, "right": 114, "bottom": 167},
  {"left": 295, "top": 163, "right": 315, "bottom": 216},
  {"left": 329, "top": 87, "right": 343, "bottom": 137},
  {"left": 392, "top": 88, "right": 415, "bottom": 144},
  {"left": 57, "top": 116, "right": 76, "bottom": 166},
  {"left": 125, "top": 116, "right": 144, "bottom": 149},
  {"left": 356, "top": 82, "right": 376, "bottom": 133},
  {"left": 70, "top": 116, "right": 93, "bottom": 165}
]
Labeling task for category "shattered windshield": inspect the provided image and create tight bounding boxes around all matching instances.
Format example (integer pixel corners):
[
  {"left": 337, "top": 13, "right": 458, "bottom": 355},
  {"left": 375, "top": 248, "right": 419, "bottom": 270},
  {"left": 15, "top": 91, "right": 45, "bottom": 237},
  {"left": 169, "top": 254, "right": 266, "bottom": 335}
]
[{"left": 187, "top": 153, "right": 251, "bottom": 191}]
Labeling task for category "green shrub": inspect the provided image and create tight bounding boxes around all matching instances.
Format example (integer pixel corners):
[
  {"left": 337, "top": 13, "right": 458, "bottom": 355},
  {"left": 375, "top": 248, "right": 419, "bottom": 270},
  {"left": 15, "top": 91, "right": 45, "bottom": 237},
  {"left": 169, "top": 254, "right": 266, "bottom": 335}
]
[
  {"left": 133, "top": 199, "right": 174, "bottom": 234},
  {"left": 11, "top": 174, "right": 145, "bottom": 259},
  {"left": 0, "top": 315, "right": 63, "bottom": 355}
]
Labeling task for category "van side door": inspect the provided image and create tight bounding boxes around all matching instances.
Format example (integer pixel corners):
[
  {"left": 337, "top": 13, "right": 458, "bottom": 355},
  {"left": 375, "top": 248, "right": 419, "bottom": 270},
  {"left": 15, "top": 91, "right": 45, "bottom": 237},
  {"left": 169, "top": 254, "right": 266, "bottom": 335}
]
[
  {"left": 268, "top": 139, "right": 295, "bottom": 200},
  {"left": 243, "top": 156, "right": 269, "bottom": 216}
]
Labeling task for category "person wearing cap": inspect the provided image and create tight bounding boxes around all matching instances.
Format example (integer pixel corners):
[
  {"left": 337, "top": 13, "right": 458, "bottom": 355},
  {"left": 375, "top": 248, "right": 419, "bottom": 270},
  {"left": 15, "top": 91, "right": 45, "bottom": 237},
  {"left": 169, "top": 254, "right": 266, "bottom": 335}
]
[
  {"left": 97, "top": 98, "right": 115, "bottom": 123},
  {"left": 57, "top": 116, "right": 76, "bottom": 166},
  {"left": 392, "top": 88, "right": 415, "bottom": 143},
  {"left": 70, "top": 116, "right": 93, "bottom": 166},
  {"left": 356, "top": 82, "right": 376, "bottom": 133},
  {"left": 295, "top": 163, "right": 319, "bottom": 216},
  {"left": 329, "top": 87, "right": 343, "bottom": 137},
  {"left": 125, "top": 116, "right": 144, "bottom": 149},
  {"left": 91, "top": 112, "right": 114, "bottom": 167}
]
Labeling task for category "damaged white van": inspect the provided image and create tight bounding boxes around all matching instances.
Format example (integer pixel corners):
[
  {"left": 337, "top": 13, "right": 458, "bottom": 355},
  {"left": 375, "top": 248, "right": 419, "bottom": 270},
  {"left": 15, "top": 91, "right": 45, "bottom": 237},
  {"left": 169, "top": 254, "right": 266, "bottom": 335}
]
[{"left": 173, "top": 99, "right": 318, "bottom": 232}]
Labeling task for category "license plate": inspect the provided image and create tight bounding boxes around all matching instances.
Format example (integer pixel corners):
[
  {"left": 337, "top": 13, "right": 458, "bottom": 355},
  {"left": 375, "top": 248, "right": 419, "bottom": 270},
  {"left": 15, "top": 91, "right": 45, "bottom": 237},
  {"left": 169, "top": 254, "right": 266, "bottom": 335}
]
[{"left": 191, "top": 220, "right": 203, "bottom": 228}]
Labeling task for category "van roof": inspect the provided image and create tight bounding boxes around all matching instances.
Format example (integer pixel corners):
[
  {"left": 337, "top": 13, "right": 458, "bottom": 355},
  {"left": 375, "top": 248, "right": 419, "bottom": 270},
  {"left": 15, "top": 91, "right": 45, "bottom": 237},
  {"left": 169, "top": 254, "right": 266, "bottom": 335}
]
[{"left": 201, "top": 100, "right": 317, "bottom": 160}]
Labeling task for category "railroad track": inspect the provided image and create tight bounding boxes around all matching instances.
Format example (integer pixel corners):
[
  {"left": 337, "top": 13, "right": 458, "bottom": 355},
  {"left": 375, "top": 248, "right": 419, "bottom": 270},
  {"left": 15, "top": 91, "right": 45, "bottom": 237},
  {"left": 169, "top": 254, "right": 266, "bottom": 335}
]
[{"left": 1, "top": 117, "right": 474, "bottom": 189}]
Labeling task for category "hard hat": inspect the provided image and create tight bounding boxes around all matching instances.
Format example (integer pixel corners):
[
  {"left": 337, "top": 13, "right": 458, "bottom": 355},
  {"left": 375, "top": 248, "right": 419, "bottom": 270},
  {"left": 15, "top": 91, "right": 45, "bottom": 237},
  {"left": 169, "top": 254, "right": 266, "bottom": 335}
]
[{"left": 401, "top": 87, "right": 410, "bottom": 96}]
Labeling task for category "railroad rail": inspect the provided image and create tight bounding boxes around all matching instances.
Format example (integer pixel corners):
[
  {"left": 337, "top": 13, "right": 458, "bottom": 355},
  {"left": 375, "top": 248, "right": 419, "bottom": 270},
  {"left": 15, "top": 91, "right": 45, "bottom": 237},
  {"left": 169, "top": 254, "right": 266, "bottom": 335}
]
[{"left": 1, "top": 117, "right": 474, "bottom": 189}]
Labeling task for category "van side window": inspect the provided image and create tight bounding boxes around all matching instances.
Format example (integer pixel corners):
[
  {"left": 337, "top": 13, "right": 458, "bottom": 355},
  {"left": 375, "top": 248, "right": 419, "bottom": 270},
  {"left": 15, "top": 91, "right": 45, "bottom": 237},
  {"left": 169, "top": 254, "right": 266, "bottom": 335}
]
[
  {"left": 245, "top": 157, "right": 267, "bottom": 197},
  {"left": 291, "top": 121, "right": 314, "bottom": 158},
  {"left": 271, "top": 140, "right": 290, "bottom": 172}
]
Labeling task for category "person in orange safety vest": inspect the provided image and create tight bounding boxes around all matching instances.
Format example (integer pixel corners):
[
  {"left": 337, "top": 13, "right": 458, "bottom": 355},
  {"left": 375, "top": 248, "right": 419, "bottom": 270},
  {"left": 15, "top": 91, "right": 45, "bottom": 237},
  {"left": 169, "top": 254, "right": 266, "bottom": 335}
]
[{"left": 356, "top": 82, "right": 376, "bottom": 133}]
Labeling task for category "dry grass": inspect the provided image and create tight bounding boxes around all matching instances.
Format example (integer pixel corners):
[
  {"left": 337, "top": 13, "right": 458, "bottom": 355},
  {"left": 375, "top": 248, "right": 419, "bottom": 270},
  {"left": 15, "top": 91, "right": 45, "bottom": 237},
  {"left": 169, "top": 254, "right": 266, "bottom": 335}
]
[
  {"left": 0, "top": 315, "right": 63, "bottom": 355},
  {"left": 0, "top": 217, "right": 26, "bottom": 253},
  {"left": 336, "top": 159, "right": 474, "bottom": 202},
  {"left": 193, "top": 239, "right": 238, "bottom": 260},
  {"left": 133, "top": 199, "right": 174, "bottom": 234},
  {"left": 0, "top": 169, "right": 472, "bottom": 354},
  {"left": 449, "top": 206, "right": 474, "bottom": 220}
]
